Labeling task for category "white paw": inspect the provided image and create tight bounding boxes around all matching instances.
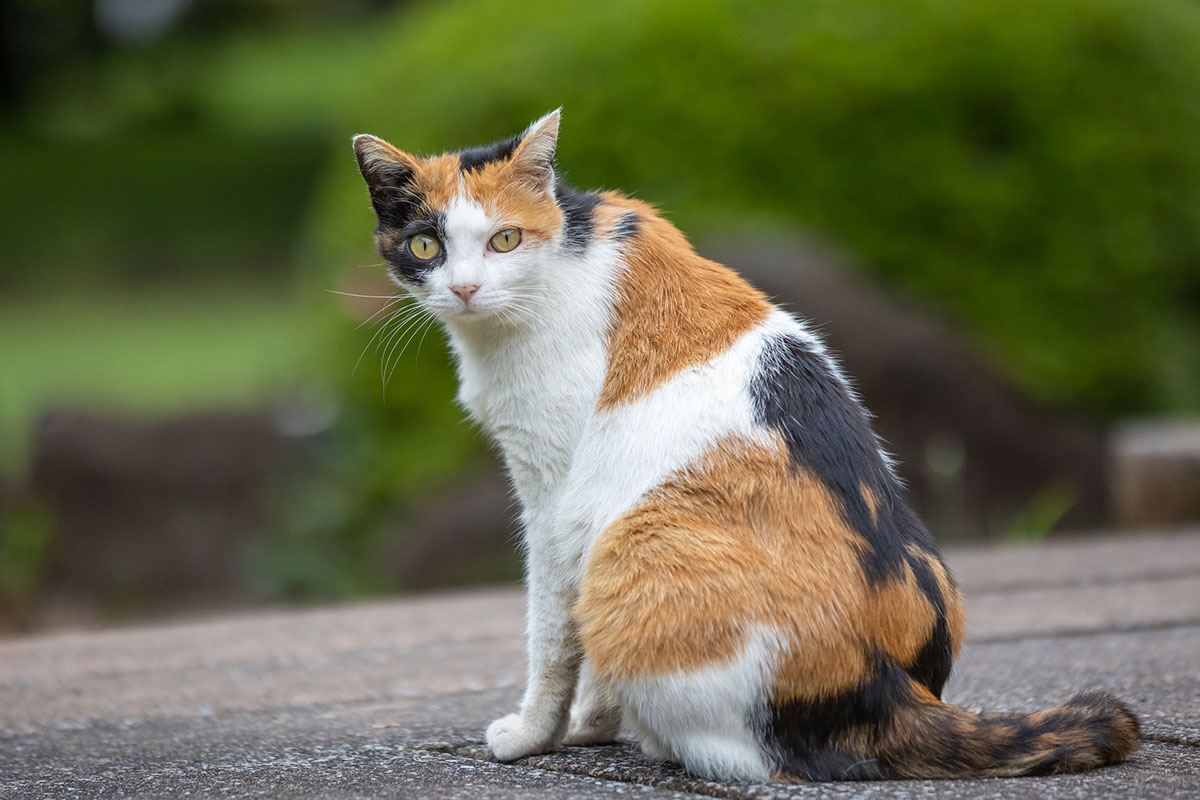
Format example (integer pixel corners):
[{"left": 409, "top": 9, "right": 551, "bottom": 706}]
[{"left": 486, "top": 713, "right": 551, "bottom": 761}]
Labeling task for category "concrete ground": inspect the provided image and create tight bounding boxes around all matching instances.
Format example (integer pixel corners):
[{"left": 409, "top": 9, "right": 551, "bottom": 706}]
[{"left": 2, "top": 529, "right": 1198, "bottom": 799}]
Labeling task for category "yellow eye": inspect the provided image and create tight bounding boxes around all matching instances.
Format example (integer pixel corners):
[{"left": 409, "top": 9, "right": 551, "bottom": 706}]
[
  {"left": 490, "top": 228, "right": 522, "bottom": 253},
  {"left": 408, "top": 234, "right": 441, "bottom": 260}
]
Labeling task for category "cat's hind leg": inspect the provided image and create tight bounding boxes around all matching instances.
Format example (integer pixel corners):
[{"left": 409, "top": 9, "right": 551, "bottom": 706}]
[
  {"left": 606, "top": 629, "right": 781, "bottom": 781},
  {"left": 574, "top": 505, "right": 784, "bottom": 780},
  {"left": 572, "top": 439, "right": 815, "bottom": 781},
  {"left": 620, "top": 705, "right": 671, "bottom": 762},
  {"left": 563, "top": 658, "right": 622, "bottom": 746}
]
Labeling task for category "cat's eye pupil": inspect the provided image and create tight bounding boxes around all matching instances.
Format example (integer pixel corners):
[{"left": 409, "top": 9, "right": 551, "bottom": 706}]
[{"left": 408, "top": 234, "right": 441, "bottom": 260}]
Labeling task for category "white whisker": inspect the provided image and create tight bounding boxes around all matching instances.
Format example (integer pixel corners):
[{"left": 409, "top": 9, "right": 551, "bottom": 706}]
[
  {"left": 380, "top": 308, "right": 434, "bottom": 391},
  {"left": 354, "top": 295, "right": 407, "bottom": 331},
  {"left": 412, "top": 316, "right": 438, "bottom": 364},
  {"left": 325, "top": 289, "right": 401, "bottom": 299},
  {"left": 352, "top": 302, "right": 426, "bottom": 376},
  {"left": 372, "top": 305, "right": 427, "bottom": 344},
  {"left": 352, "top": 307, "right": 408, "bottom": 375},
  {"left": 389, "top": 314, "right": 438, "bottom": 381}
]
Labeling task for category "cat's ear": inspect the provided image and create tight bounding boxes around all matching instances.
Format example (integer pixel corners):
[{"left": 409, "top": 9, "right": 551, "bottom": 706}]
[
  {"left": 352, "top": 134, "right": 420, "bottom": 222},
  {"left": 509, "top": 109, "right": 560, "bottom": 192}
]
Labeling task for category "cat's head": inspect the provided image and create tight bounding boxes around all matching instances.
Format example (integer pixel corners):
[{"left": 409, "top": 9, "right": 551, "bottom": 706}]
[{"left": 352, "top": 110, "right": 565, "bottom": 323}]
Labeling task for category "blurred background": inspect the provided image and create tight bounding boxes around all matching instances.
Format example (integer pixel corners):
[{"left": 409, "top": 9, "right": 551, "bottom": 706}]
[{"left": 2, "top": 0, "right": 1198, "bottom": 633}]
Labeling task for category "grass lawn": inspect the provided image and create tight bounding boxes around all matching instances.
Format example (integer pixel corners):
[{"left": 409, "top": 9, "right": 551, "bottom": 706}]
[{"left": 0, "top": 282, "right": 315, "bottom": 475}]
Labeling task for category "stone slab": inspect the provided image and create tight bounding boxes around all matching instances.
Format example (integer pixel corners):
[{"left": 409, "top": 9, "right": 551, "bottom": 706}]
[
  {"left": 947, "top": 528, "right": 1200, "bottom": 592},
  {"left": 963, "top": 575, "right": 1200, "bottom": 641}
]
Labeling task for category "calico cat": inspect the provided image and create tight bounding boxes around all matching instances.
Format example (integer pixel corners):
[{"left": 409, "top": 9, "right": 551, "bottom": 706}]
[{"left": 351, "top": 111, "right": 1139, "bottom": 782}]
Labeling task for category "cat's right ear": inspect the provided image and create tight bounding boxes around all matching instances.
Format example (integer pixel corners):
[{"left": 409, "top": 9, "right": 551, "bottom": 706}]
[
  {"left": 352, "top": 134, "right": 420, "bottom": 222},
  {"left": 509, "top": 109, "right": 560, "bottom": 193}
]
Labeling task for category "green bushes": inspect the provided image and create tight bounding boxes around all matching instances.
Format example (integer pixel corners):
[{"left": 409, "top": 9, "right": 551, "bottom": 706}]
[
  {"left": 1, "top": 21, "right": 374, "bottom": 289},
  {"left": 310, "top": 0, "right": 1200, "bottom": 418},
  {"left": 0, "top": 131, "right": 326, "bottom": 288}
]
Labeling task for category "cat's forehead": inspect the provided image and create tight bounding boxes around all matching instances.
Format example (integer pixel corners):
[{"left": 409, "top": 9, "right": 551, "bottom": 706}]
[{"left": 407, "top": 147, "right": 561, "bottom": 236}]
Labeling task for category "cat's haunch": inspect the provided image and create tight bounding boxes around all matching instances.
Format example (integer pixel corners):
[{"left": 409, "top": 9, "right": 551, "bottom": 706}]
[{"left": 351, "top": 110, "right": 1139, "bottom": 782}]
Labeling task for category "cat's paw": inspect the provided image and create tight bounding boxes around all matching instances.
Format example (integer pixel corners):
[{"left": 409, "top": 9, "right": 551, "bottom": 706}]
[{"left": 486, "top": 713, "right": 552, "bottom": 761}]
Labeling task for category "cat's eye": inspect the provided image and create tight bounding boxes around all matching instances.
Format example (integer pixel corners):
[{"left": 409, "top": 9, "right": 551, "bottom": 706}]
[
  {"left": 408, "top": 234, "right": 441, "bottom": 260},
  {"left": 490, "top": 228, "right": 522, "bottom": 253}
]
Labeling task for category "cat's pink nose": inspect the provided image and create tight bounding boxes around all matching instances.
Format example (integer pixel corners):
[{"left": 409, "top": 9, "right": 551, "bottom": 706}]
[{"left": 451, "top": 283, "right": 480, "bottom": 303}]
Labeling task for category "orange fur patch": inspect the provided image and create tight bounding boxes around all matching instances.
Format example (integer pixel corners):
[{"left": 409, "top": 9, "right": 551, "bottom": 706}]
[
  {"left": 463, "top": 161, "right": 562, "bottom": 244},
  {"left": 575, "top": 434, "right": 943, "bottom": 704},
  {"left": 409, "top": 154, "right": 460, "bottom": 212},
  {"left": 595, "top": 199, "right": 770, "bottom": 410}
]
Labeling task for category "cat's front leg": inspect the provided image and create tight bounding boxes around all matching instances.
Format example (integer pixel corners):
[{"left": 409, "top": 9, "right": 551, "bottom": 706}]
[{"left": 487, "top": 550, "right": 581, "bottom": 761}]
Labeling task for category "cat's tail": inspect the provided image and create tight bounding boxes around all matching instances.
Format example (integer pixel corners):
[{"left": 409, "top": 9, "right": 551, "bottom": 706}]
[{"left": 875, "top": 686, "right": 1140, "bottom": 779}]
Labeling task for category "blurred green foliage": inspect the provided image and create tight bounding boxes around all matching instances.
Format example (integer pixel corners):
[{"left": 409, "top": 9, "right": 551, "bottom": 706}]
[
  {"left": 312, "top": 0, "right": 1200, "bottom": 420},
  {"left": 0, "top": 494, "right": 52, "bottom": 609},
  {"left": 1, "top": 14, "right": 378, "bottom": 288},
  {"left": 0, "top": 131, "right": 325, "bottom": 287}
]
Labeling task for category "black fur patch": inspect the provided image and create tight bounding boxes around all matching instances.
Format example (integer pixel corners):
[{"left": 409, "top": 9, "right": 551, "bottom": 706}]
[
  {"left": 751, "top": 334, "right": 945, "bottom": 583},
  {"left": 613, "top": 210, "right": 641, "bottom": 240},
  {"left": 764, "top": 653, "right": 907, "bottom": 780},
  {"left": 556, "top": 180, "right": 602, "bottom": 252},
  {"left": 458, "top": 135, "right": 521, "bottom": 173},
  {"left": 362, "top": 164, "right": 418, "bottom": 230},
  {"left": 904, "top": 546, "right": 954, "bottom": 697},
  {"left": 379, "top": 211, "right": 448, "bottom": 285}
]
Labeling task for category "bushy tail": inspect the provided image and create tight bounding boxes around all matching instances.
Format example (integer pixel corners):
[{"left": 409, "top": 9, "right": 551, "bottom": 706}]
[{"left": 879, "top": 688, "right": 1140, "bottom": 779}]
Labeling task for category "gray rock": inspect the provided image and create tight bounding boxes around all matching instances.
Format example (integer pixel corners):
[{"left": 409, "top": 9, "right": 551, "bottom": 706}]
[
  {"left": 31, "top": 408, "right": 285, "bottom": 609},
  {"left": 1111, "top": 418, "right": 1200, "bottom": 526}
]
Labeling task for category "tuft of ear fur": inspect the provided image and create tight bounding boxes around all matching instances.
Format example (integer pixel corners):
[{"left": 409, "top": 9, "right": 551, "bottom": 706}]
[
  {"left": 509, "top": 109, "right": 561, "bottom": 192},
  {"left": 352, "top": 134, "right": 420, "bottom": 223}
]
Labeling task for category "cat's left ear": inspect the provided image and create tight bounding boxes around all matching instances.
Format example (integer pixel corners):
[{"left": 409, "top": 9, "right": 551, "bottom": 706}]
[{"left": 509, "top": 109, "right": 560, "bottom": 192}]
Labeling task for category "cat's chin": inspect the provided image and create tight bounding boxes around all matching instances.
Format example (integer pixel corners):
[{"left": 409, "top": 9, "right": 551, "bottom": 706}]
[
  {"left": 444, "top": 302, "right": 533, "bottom": 325},
  {"left": 439, "top": 305, "right": 511, "bottom": 327}
]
